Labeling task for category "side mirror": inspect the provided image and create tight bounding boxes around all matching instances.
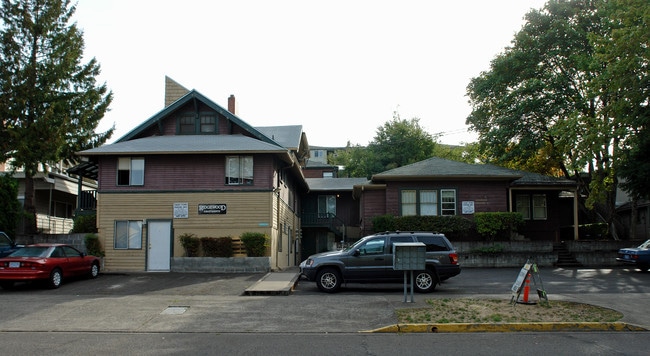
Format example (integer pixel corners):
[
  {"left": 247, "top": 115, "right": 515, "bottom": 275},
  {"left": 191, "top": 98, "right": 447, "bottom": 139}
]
[{"left": 353, "top": 249, "right": 361, "bottom": 257}]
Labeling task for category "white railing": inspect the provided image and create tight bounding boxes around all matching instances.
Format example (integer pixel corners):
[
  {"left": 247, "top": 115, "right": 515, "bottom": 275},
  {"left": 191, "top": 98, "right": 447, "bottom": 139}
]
[{"left": 36, "top": 214, "right": 74, "bottom": 234}]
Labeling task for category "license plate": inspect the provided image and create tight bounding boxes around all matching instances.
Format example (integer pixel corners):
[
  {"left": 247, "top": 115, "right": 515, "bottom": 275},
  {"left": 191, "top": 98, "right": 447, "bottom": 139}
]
[
  {"left": 623, "top": 255, "right": 630, "bottom": 260},
  {"left": 9, "top": 262, "right": 20, "bottom": 268}
]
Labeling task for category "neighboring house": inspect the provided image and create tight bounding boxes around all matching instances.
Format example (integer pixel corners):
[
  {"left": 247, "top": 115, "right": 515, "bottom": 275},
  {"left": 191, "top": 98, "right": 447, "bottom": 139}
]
[
  {"left": 73, "top": 80, "right": 308, "bottom": 272},
  {"left": 1, "top": 161, "right": 96, "bottom": 234},
  {"left": 352, "top": 157, "right": 579, "bottom": 241}
]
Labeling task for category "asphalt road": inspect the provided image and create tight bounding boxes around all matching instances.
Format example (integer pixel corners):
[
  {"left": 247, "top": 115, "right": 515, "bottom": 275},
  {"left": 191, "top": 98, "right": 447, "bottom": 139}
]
[{"left": 1, "top": 266, "right": 649, "bottom": 355}]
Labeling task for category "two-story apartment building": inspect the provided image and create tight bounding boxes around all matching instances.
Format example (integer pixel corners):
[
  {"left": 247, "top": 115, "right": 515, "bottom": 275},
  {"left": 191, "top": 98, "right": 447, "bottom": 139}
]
[{"left": 74, "top": 80, "right": 308, "bottom": 271}]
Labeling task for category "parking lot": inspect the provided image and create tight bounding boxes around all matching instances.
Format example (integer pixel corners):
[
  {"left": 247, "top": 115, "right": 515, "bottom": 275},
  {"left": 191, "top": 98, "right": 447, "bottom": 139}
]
[{"left": 0, "top": 267, "right": 649, "bottom": 333}]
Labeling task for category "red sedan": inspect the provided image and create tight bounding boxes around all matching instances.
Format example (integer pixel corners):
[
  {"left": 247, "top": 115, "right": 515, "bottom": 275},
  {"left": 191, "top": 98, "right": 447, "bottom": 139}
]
[{"left": 0, "top": 243, "right": 100, "bottom": 289}]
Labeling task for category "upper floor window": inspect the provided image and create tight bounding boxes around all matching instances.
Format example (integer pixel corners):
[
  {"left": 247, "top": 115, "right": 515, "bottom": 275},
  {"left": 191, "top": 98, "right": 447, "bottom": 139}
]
[
  {"left": 226, "top": 156, "right": 253, "bottom": 185},
  {"left": 400, "top": 189, "right": 456, "bottom": 216},
  {"left": 318, "top": 195, "right": 336, "bottom": 218},
  {"left": 117, "top": 157, "right": 144, "bottom": 186},
  {"left": 177, "top": 113, "right": 218, "bottom": 134}
]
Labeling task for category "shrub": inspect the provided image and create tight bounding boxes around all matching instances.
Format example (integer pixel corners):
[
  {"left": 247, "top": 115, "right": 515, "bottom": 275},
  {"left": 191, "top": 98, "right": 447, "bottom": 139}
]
[
  {"left": 71, "top": 213, "right": 97, "bottom": 233},
  {"left": 474, "top": 212, "right": 524, "bottom": 241},
  {"left": 179, "top": 233, "right": 200, "bottom": 257},
  {"left": 84, "top": 234, "right": 104, "bottom": 257},
  {"left": 240, "top": 232, "right": 268, "bottom": 257},
  {"left": 201, "top": 236, "right": 233, "bottom": 257},
  {"left": 371, "top": 215, "right": 474, "bottom": 239}
]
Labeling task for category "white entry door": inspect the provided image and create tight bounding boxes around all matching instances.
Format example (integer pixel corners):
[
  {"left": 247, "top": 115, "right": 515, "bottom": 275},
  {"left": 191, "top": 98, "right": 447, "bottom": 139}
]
[{"left": 147, "top": 220, "right": 172, "bottom": 271}]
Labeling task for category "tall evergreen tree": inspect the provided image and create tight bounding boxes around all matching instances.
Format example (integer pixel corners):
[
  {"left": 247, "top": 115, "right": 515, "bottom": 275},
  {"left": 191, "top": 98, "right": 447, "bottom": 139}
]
[{"left": 0, "top": 0, "right": 113, "bottom": 234}]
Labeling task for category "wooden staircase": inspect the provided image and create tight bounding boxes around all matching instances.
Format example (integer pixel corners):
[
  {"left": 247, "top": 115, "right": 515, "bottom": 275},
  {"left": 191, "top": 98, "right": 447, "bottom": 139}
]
[{"left": 553, "top": 242, "right": 583, "bottom": 267}]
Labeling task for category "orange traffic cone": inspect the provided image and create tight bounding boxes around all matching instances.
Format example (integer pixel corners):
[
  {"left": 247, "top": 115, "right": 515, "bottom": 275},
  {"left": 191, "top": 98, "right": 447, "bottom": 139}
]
[{"left": 517, "top": 273, "right": 536, "bottom": 305}]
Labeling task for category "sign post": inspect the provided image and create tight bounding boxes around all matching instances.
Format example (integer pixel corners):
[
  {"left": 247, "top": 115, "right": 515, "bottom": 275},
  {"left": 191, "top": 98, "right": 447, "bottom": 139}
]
[{"left": 393, "top": 242, "right": 426, "bottom": 303}]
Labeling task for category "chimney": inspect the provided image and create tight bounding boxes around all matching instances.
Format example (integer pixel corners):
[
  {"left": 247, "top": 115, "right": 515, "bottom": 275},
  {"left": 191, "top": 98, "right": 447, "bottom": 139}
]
[
  {"left": 164, "top": 76, "right": 190, "bottom": 107},
  {"left": 228, "top": 94, "right": 237, "bottom": 115}
]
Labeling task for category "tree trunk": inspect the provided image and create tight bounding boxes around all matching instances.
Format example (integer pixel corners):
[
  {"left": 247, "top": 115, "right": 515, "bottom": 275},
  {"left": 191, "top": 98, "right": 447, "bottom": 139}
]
[{"left": 630, "top": 198, "right": 638, "bottom": 240}]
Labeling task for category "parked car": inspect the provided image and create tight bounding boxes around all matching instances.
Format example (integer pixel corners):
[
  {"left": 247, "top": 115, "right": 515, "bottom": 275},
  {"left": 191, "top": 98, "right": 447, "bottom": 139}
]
[
  {"left": 616, "top": 239, "right": 650, "bottom": 271},
  {"left": 0, "top": 231, "right": 21, "bottom": 257},
  {"left": 299, "top": 231, "right": 461, "bottom": 293},
  {"left": 0, "top": 243, "right": 100, "bottom": 289}
]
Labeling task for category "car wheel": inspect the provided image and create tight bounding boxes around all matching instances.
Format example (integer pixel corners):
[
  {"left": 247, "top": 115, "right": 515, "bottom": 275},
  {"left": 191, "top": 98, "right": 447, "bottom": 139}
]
[
  {"left": 89, "top": 262, "right": 100, "bottom": 279},
  {"left": 316, "top": 268, "right": 342, "bottom": 293},
  {"left": 414, "top": 270, "right": 437, "bottom": 293},
  {"left": 48, "top": 268, "right": 63, "bottom": 289},
  {"left": 0, "top": 281, "right": 14, "bottom": 290}
]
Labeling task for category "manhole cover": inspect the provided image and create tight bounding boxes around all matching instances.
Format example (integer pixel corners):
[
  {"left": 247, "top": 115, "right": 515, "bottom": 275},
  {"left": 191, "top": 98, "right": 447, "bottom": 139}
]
[{"left": 161, "top": 306, "right": 189, "bottom": 315}]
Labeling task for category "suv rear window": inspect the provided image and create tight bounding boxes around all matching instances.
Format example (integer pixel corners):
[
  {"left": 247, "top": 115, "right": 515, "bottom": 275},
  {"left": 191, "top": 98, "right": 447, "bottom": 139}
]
[{"left": 416, "top": 235, "right": 450, "bottom": 252}]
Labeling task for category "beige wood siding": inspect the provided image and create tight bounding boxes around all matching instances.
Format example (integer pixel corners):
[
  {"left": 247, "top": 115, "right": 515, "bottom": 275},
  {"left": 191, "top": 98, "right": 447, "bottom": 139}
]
[{"left": 97, "top": 191, "right": 274, "bottom": 271}]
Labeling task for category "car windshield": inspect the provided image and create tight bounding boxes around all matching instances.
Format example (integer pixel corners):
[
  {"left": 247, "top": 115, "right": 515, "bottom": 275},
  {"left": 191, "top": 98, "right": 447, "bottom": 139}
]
[
  {"left": 8, "top": 246, "right": 50, "bottom": 258},
  {"left": 638, "top": 240, "right": 650, "bottom": 249},
  {"left": 342, "top": 236, "right": 374, "bottom": 252}
]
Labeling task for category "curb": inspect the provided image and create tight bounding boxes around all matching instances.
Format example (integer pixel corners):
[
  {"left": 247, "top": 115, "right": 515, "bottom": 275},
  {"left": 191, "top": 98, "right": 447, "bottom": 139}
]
[{"left": 362, "top": 322, "right": 648, "bottom": 333}]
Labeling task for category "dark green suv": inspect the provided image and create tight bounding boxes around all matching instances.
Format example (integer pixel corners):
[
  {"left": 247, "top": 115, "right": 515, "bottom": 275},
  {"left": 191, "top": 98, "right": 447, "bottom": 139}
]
[{"left": 299, "top": 231, "right": 460, "bottom": 293}]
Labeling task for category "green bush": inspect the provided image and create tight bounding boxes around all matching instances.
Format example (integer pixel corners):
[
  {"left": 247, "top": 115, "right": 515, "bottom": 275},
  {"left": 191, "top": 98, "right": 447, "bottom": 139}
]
[
  {"left": 371, "top": 215, "right": 474, "bottom": 239},
  {"left": 179, "top": 233, "right": 200, "bottom": 257},
  {"left": 240, "top": 232, "right": 268, "bottom": 257},
  {"left": 0, "top": 174, "right": 21, "bottom": 237},
  {"left": 201, "top": 236, "right": 233, "bottom": 257},
  {"left": 474, "top": 212, "right": 524, "bottom": 241},
  {"left": 71, "top": 213, "right": 97, "bottom": 233},
  {"left": 84, "top": 233, "right": 104, "bottom": 257}
]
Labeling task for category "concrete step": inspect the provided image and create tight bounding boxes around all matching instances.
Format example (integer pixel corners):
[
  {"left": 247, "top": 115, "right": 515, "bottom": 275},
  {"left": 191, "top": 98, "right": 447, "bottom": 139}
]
[{"left": 243, "top": 268, "right": 301, "bottom": 296}]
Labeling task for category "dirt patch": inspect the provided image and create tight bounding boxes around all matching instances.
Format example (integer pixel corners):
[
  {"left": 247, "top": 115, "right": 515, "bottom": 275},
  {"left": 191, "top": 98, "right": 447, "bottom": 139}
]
[{"left": 396, "top": 298, "right": 623, "bottom": 324}]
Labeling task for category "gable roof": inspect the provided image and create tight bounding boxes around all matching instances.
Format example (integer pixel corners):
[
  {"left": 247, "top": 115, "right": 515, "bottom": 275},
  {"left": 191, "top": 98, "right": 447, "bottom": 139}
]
[
  {"left": 79, "top": 135, "right": 288, "bottom": 156},
  {"left": 256, "top": 125, "right": 304, "bottom": 150},
  {"left": 116, "top": 89, "right": 281, "bottom": 148},
  {"left": 371, "top": 157, "right": 523, "bottom": 181}
]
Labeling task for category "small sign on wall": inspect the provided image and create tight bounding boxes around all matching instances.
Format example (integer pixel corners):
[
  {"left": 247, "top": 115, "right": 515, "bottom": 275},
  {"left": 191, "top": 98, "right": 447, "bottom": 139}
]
[
  {"left": 198, "top": 204, "right": 227, "bottom": 215},
  {"left": 462, "top": 201, "right": 475, "bottom": 215},
  {"left": 173, "top": 202, "right": 189, "bottom": 219}
]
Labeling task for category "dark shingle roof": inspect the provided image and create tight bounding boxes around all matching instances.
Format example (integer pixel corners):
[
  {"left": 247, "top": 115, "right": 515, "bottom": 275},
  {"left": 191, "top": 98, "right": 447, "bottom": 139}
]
[
  {"left": 372, "top": 157, "right": 522, "bottom": 181},
  {"left": 255, "top": 125, "right": 303, "bottom": 150},
  {"left": 370, "top": 157, "right": 575, "bottom": 187},
  {"left": 79, "top": 135, "right": 287, "bottom": 155}
]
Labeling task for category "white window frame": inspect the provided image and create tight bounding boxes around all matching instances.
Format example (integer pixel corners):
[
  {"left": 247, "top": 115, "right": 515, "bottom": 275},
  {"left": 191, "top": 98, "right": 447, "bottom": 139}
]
[
  {"left": 400, "top": 189, "right": 456, "bottom": 216},
  {"left": 440, "top": 189, "right": 457, "bottom": 216},
  {"left": 226, "top": 156, "right": 254, "bottom": 185},
  {"left": 114, "top": 220, "right": 143, "bottom": 249}
]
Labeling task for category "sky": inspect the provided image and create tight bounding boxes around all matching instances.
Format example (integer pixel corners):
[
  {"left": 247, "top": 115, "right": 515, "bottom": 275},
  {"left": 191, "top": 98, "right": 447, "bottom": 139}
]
[{"left": 73, "top": 0, "right": 549, "bottom": 147}]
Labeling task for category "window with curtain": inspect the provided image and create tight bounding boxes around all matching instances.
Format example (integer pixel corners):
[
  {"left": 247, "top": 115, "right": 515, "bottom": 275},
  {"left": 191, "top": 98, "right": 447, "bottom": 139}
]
[
  {"left": 226, "top": 156, "right": 254, "bottom": 185},
  {"left": 114, "top": 220, "right": 143, "bottom": 249}
]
